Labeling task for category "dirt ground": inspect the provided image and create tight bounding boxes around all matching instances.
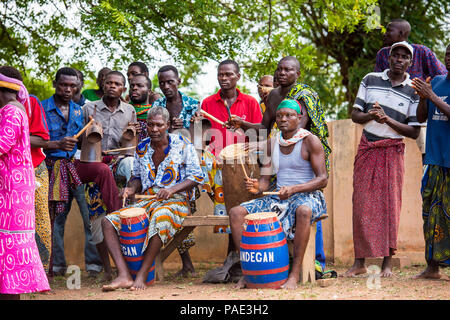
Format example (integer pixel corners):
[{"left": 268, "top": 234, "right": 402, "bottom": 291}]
[{"left": 22, "top": 262, "right": 449, "bottom": 301}]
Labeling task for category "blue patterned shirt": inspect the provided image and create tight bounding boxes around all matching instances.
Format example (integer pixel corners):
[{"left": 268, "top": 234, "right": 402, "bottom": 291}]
[
  {"left": 133, "top": 133, "right": 204, "bottom": 196},
  {"left": 41, "top": 95, "right": 84, "bottom": 159},
  {"left": 152, "top": 91, "right": 199, "bottom": 129}
]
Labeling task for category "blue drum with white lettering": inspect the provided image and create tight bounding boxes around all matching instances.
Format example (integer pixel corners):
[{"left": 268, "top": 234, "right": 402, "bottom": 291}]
[
  {"left": 240, "top": 211, "right": 289, "bottom": 289},
  {"left": 119, "top": 208, "right": 155, "bottom": 285}
]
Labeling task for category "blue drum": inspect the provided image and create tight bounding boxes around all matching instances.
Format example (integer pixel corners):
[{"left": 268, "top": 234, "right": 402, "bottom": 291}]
[
  {"left": 119, "top": 208, "right": 155, "bottom": 285},
  {"left": 240, "top": 212, "right": 289, "bottom": 289}
]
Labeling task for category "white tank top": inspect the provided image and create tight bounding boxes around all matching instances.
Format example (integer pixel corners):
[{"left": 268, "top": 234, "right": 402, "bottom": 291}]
[{"left": 272, "top": 138, "right": 315, "bottom": 189}]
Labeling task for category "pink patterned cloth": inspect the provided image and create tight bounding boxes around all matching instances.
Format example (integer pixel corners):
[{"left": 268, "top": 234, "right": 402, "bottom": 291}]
[
  {"left": 352, "top": 134, "right": 405, "bottom": 259},
  {"left": 0, "top": 104, "right": 50, "bottom": 294}
]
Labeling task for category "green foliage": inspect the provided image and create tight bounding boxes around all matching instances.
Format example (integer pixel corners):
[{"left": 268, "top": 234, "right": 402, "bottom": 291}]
[{"left": 1, "top": 0, "right": 449, "bottom": 119}]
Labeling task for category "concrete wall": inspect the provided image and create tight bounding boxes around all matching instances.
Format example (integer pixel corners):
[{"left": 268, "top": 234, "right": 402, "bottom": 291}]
[{"left": 64, "top": 119, "right": 426, "bottom": 268}]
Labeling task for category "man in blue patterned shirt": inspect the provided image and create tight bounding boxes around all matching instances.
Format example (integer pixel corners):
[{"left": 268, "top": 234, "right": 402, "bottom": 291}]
[
  {"left": 101, "top": 106, "right": 204, "bottom": 291},
  {"left": 152, "top": 65, "right": 199, "bottom": 131}
]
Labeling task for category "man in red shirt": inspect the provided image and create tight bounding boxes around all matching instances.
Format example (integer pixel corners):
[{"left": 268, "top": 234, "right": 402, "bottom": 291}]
[{"left": 201, "top": 60, "right": 262, "bottom": 156}]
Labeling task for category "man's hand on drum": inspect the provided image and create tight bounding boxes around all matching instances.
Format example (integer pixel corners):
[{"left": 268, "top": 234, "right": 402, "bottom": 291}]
[
  {"left": 190, "top": 111, "right": 203, "bottom": 123},
  {"left": 156, "top": 187, "right": 176, "bottom": 200},
  {"left": 278, "top": 186, "right": 294, "bottom": 200},
  {"left": 245, "top": 177, "right": 260, "bottom": 195}
]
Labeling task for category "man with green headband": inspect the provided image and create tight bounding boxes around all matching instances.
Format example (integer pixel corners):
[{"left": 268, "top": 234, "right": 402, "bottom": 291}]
[
  {"left": 226, "top": 56, "right": 330, "bottom": 271},
  {"left": 229, "top": 99, "right": 328, "bottom": 290}
]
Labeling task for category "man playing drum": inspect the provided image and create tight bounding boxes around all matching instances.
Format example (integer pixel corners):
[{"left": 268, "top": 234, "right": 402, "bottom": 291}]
[
  {"left": 101, "top": 106, "right": 204, "bottom": 291},
  {"left": 229, "top": 99, "right": 328, "bottom": 290}
]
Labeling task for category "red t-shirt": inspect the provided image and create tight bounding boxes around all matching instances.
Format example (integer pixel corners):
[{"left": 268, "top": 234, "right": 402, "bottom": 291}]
[
  {"left": 201, "top": 89, "right": 262, "bottom": 156},
  {"left": 24, "top": 95, "right": 50, "bottom": 168}
]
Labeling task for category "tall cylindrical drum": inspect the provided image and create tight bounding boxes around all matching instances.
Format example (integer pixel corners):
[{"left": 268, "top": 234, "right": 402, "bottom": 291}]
[
  {"left": 119, "top": 208, "right": 155, "bottom": 285},
  {"left": 240, "top": 212, "right": 289, "bottom": 289}
]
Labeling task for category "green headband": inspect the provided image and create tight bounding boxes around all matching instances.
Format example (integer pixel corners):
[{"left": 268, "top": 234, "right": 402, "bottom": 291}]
[{"left": 276, "top": 99, "right": 302, "bottom": 114}]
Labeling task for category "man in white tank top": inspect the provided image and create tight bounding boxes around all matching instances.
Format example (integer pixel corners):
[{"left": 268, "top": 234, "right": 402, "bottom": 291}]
[{"left": 229, "top": 99, "right": 328, "bottom": 290}]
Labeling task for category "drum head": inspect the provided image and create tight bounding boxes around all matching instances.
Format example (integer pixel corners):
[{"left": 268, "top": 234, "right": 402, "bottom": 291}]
[
  {"left": 244, "top": 212, "right": 276, "bottom": 221},
  {"left": 219, "top": 143, "right": 247, "bottom": 162},
  {"left": 119, "top": 207, "right": 146, "bottom": 218}
]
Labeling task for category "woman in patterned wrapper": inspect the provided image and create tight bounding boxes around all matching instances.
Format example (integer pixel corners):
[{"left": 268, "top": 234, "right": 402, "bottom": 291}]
[{"left": 0, "top": 66, "right": 50, "bottom": 300}]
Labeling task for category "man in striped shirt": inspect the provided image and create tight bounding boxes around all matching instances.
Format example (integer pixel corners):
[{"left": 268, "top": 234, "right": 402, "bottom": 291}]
[{"left": 344, "top": 41, "right": 421, "bottom": 278}]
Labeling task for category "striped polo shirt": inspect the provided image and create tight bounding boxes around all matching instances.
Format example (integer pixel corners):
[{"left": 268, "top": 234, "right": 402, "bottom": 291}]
[{"left": 353, "top": 69, "right": 420, "bottom": 140}]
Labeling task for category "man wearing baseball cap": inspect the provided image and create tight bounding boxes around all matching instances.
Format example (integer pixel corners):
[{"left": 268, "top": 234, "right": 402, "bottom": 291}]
[{"left": 344, "top": 41, "right": 421, "bottom": 278}]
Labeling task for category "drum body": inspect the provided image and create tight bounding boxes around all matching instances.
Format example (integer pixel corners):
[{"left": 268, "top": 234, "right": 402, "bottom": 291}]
[
  {"left": 219, "top": 143, "right": 260, "bottom": 212},
  {"left": 80, "top": 121, "right": 103, "bottom": 162},
  {"left": 240, "top": 212, "right": 289, "bottom": 289},
  {"left": 119, "top": 208, "right": 155, "bottom": 285}
]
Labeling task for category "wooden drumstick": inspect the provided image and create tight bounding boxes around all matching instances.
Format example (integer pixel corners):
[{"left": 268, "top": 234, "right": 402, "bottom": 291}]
[
  {"left": 122, "top": 195, "right": 127, "bottom": 207},
  {"left": 240, "top": 155, "right": 249, "bottom": 180},
  {"left": 262, "top": 191, "right": 280, "bottom": 195},
  {"left": 73, "top": 117, "right": 95, "bottom": 139},
  {"left": 200, "top": 109, "right": 243, "bottom": 136},
  {"left": 135, "top": 194, "right": 157, "bottom": 200},
  {"left": 104, "top": 146, "right": 136, "bottom": 154}
]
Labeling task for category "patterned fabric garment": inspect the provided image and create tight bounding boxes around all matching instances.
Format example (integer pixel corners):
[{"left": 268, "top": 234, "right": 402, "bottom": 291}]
[
  {"left": 132, "top": 103, "right": 152, "bottom": 141},
  {"left": 352, "top": 134, "right": 405, "bottom": 258},
  {"left": 240, "top": 191, "right": 327, "bottom": 241},
  {"left": 286, "top": 83, "right": 331, "bottom": 174},
  {"left": 45, "top": 158, "right": 82, "bottom": 215},
  {"left": 200, "top": 149, "right": 229, "bottom": 233},
  {"left": 152, "top": 91, "right": 199, "bottom": 129},
  {"left": 134, "top": 133, "right": 204, "bottom": 198},
  {"left": 0, "top": 104, "right": 50, "bottom": 294},
  {"left": 105, "top": 187, "right": 190, "bottom": 251},
  {"left": 34, "top": 161, "right": 52, "bottom": 273},
  {"left": 421, "top": 165, "right": 450, "bottom": 265}
]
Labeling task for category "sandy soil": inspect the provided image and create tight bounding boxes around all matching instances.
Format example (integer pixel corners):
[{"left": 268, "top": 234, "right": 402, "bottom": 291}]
[{"left": 22, "top": 262, "right": 449, "bottom": 301}]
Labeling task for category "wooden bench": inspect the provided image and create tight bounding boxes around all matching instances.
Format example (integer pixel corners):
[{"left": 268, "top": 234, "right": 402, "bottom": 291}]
[
  {"left": 155, "top": 215, "right": 230, "bottom": 281},
  {"left": 154, "top": 215, "right": 320, "bottom": 284}
]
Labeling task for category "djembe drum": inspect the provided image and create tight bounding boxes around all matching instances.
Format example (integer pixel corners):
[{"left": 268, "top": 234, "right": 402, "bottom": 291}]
[
  {"left": 219, "top": 143, "right": 260, "bottom": 212},
  {"left": 119, "top": 208, "right": 155, "bottom": 285},
  {"left": 240, "top": 212, "right": 289, "bottom": 289}
]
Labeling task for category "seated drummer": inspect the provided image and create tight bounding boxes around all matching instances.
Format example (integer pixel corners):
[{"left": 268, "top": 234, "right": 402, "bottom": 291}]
[
  {"left": 228, "top": 99, "right": 328, "bottom": 290},
  {"left": 101, "top": 106, "right": 204, "bottom": 291}
]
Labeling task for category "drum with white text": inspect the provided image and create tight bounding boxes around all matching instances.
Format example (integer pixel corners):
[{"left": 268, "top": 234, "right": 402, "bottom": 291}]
[{"left": 240, "top": 212, "right": 289, "bottom": 289}]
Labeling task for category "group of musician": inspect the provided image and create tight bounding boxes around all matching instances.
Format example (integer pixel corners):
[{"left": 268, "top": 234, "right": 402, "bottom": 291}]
[{"left": 0, "top": 18, "right": 449, "bottom": 299}]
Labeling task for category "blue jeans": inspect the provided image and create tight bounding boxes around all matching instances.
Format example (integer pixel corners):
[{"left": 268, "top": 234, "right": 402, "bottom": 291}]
[{"left": 52, "top": 184, "right": 103, "bottom": 273}]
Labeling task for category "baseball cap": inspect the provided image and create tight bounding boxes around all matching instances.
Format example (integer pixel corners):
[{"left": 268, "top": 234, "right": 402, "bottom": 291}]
[{"left": 390, "top": 41, "right": 414, "bottom": 57}]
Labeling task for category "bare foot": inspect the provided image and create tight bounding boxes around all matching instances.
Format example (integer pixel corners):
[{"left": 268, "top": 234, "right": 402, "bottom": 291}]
[
  {"left": 234, "top": 276, "right": 246, "bottom": 289},
  {"left": 280, "top": 276, "right": 298, "bottom": 290},
  {"left": 130, "top": 277, "right": 148, "bottom": 291},
  {"left": 102, "top": 275, "right": 133, "bottom": 292},
  {"left": 413, "top": 268, "right": 442, "bottom": 280},
  {"left": 173, "top": 268, "right": 197, "bottom": 278},
  {"left": 343, "top": 265, "right": 367, "bottom": 277},
  {"left": 380, "top": 267, "right": 394, "bottom": 278}
]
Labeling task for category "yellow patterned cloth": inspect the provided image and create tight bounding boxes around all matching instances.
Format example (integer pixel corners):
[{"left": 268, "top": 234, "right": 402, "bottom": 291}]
[{"left": 34, "top": 161, "right": 52, "bottom": 273}]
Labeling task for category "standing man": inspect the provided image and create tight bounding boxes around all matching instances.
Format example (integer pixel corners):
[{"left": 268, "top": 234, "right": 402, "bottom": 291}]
[
  {"left": 129, "top": 73, "right": 153, "bottom": 141},
  {"left": 126, "top": 61, "right": 161, "bottom": 104},
  {"left": 344, "top": 42, "right": 421, "bottom": 277},
  {"left": 412, "top": 44, "right": 450, "bottom": 280},
  {"left": 73, "top": 69, "right": 87, "bottom": 107},
  {"left": 42, "top": 67, "right": 118, "bottom": 277},
  {"left": 257, "top": 75, "right": 274, "bottom": 114},
  {"left": 374, "top": 18, "right": 448, "bottom": 162},
  {"left": 229, "top": 99, "right": 328, "bottom": 290},
  {"left": 201, "top": 59, "right": 262, "bottom": 156},
  {"left": 227, "top": 56, "right": 330, "bottom": 270},
  {"left": 82, "top": 67, "right": 112, "bottom": 102},
  {"left": 152, "top": 65, "right": 200, "bottom": 277}
]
